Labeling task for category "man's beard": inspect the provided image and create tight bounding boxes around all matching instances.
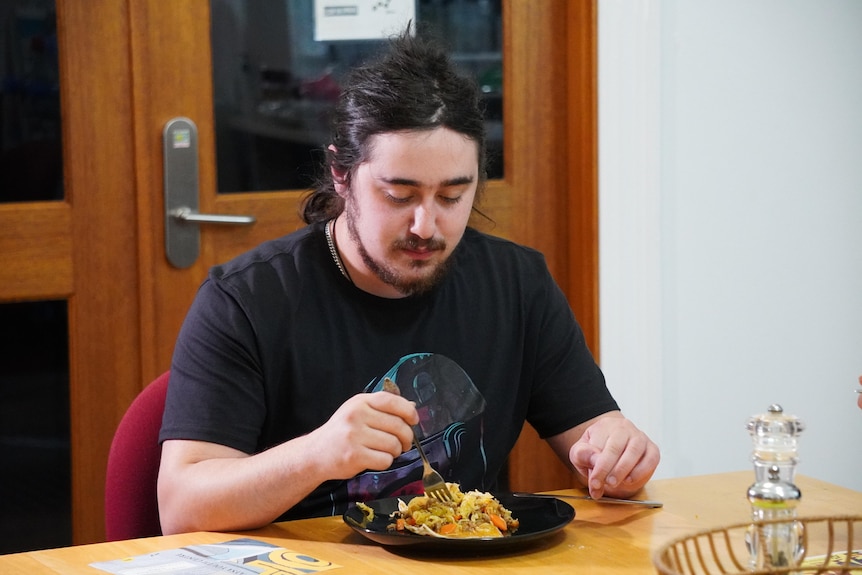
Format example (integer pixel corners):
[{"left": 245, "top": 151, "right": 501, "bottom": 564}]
[{"left": 344, "top": 206, "right": 451, "bottom": 297}]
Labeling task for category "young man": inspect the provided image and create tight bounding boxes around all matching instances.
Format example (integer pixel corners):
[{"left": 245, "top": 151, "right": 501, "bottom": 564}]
[{"left": 157, "top": 31, "right": 660, "bottom": 535}]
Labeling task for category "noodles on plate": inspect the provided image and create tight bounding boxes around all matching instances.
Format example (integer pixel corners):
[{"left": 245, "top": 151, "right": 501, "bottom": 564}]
[{"left": 385, "top": 483, "right": 520, "bottom": 538}]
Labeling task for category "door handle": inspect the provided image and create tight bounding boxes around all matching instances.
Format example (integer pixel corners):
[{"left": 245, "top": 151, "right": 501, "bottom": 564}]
[
  {"left": 163, "top": 117, "right": 256, "bottom": 268},
  {"left": 170, "top": 207, "right": 255, "bottom": 225}
]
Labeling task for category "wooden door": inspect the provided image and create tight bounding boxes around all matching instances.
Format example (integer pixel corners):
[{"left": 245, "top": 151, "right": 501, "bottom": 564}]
[
  {"left": 38, "top": 0, "right": 597, "bottom": 543},
  {"left": 0, "top": 1, "right": 143, "bottom": 547}
]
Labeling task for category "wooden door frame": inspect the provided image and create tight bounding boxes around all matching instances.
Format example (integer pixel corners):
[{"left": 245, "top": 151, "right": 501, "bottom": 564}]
[
  {"left": 503, "top": 0, "right": 600, "bottom": 492},
  {"left": 565, "top": 0, "right": 600, "bottom": 357},
  {"left": 50, "top": 0, "right": 598, "bottom": 543},
  {"left": 58, "top": 1, "right": 142, "bottom": 544}
]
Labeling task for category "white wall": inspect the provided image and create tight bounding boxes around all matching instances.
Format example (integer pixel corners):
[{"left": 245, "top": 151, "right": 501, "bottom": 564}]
[{"left": 598, "top": 0, "right": 862, "bottom": 492}]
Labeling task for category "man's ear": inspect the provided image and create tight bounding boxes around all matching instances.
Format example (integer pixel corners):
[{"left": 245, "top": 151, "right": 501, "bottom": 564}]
[{"left": 329, "top": 145, "right": 348, "bottom": 196}]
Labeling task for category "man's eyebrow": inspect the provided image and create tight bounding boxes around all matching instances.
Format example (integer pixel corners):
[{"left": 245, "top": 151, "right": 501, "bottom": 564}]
[{"left": 380, "top": 175, "right": 475, "bottom": 187}]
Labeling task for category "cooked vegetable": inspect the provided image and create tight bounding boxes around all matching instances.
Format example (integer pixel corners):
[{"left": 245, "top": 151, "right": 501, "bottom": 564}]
[
  {"left": 387, "top": 483, "right": 519, "bottom": 538},
  {"left": 356, "top": 501, "right": 375, "bottom": 521}
]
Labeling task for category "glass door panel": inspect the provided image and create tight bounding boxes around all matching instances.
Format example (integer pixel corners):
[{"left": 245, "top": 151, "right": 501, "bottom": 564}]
[
  {"left": 0, "top": 301, "right": 70, "bottom": 553},
  {"left": 211, "top": 0, "right": 502, "bottom": 193},
  {"left": 0, "top": 0, "right": 71, "bottom": 554},
  {"left": 0, "top": 0, "right": 64, "bottom": 203}
]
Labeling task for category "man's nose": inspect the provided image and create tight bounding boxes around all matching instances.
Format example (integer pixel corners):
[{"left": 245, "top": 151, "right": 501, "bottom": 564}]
[{"left": 409, "top": 203, "right": 436, "bottom": 239}]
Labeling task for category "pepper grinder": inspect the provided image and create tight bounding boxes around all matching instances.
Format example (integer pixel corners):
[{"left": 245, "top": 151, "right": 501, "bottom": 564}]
[
  {"left": 747, "top": 464, "right": 804, "bottom": 569},
  {"left": 746, "top": 404, "right": 805, "bottom": 484}
]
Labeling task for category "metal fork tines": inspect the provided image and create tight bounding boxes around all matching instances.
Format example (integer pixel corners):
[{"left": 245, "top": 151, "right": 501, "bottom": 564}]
[{"left": 413, "top": 436, "right": 453, "bottom": 502}]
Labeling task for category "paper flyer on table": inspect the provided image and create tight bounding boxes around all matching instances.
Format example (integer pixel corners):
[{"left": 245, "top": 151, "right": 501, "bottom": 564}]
[{"left": 89, "top": 538, "right": 341, "bottom": 574}]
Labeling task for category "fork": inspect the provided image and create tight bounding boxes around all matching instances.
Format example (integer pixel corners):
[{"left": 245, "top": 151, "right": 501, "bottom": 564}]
[
  {"left": 382, "top": 377, "right": 453, "bottom": 502},
  {"left": 413, "top": 435, "right": 453, "bottom": 502}
]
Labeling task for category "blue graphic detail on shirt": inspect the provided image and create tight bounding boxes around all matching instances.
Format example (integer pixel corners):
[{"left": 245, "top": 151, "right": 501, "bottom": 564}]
[{"left": 345, "top": 353, "right": 487, "bottom": 503}]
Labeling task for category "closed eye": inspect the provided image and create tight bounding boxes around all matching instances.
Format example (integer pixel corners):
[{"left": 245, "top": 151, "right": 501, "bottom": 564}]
[
  {"left": 380, "top": 175, "right": 474, "bottom": 206},
  {"left": 385, "top": 192, "right": 412, "bottom": 204}
]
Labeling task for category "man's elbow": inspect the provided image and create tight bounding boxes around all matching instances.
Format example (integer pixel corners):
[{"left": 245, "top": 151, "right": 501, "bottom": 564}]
[{"left": 157, "top": 474, "right": 195, "bottom": 535}]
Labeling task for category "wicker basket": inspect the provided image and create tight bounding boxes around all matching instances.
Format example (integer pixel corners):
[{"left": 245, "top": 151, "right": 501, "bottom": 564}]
[{"left": 653, "top": 516, "right": 862, "bottom": 575}]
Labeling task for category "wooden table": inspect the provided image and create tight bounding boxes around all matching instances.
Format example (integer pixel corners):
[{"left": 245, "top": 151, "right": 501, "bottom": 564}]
[{"left": 2, "top": 471, "right": 859, "bottom": 574}]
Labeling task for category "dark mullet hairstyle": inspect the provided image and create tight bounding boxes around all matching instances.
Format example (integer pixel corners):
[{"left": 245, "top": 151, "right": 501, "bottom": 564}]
[{"left": 302, "top": 26, "right": 488, "bottom": 224}]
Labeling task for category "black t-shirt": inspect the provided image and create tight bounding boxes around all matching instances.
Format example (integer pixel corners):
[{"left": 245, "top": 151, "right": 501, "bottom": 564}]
[{"left": 160, "top": 223, "right": 618, "bottom": 519}]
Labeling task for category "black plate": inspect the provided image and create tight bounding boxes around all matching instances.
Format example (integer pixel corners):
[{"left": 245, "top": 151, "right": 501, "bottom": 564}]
[{"left": 343, "top": 492, "right": 574, "bottom": 550}]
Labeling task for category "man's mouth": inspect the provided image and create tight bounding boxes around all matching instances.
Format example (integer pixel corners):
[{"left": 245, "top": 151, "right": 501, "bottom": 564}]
[
  {"left": 404, "top": 247, "right": 436, "bottom": 261},
  {"left": 397, "top": 238, "right": 445, "bottom": 260}
]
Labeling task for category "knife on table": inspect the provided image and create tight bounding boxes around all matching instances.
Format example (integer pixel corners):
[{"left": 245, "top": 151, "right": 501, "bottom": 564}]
[{"left": 512, "top": 492, "right": 663, "bottom": 508}]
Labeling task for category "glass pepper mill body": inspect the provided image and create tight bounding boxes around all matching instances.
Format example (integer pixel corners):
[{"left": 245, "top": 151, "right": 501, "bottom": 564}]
[
  {"left": 747, "top": 464, "right": 804, "bottom": 569},
  {"left": 746, "top": 403, "right": 805, "bottom": 483},
  {"left": 745, "top": 404, "right": 805, "bottom": 570}
]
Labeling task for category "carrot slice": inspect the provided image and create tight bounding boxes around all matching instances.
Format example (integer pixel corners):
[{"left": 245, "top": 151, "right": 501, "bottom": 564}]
[
  {"left": 439, "top": 523, "right": 458, "bottom": 535},
  {"left": 489, "top": 513, "right": 508, "bottom": 532}
]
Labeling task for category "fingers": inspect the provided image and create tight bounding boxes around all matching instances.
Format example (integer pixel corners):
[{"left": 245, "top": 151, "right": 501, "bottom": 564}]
[
  {"left": 569, "top": 442, "right": 600, "bottom": 483},
  {"left": 368, "top": 393, "right": 419, "bottom": 452},
  {"left": 317, "top": 393, "right": 418, "bottom": 479},
  {"left": 366, "top": 388, "right": 420, "bottom": 427},
  {"left": 569, "top": 418, "right": 660, "bottom": 500}
]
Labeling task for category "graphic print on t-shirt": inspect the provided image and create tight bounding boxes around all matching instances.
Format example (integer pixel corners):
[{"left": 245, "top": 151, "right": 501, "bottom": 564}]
[{"left": 345, "top": 353, "right": 487, "bottom": 503}]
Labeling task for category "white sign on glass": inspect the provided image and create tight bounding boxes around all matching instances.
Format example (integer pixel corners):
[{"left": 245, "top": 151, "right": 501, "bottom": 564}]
[{"left": 314, "top": 0, "right": 415, "bottom": 41}]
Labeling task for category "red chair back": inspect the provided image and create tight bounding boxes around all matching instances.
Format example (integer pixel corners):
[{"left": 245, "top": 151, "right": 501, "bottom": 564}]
[{"left": 104, "top": 371, "right": 169, "bottom": 541}]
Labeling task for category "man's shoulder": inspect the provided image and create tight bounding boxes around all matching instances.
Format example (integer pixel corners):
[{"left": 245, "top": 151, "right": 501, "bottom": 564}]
[
  {"left": 210, "top": 224, "right": 318, "bottom": 281},
  {"left": 461, "top": 227, "right": 547, "bottom": 268}
]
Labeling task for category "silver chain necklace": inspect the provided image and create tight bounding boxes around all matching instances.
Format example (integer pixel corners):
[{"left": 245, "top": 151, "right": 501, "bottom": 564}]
[{"left": 325, "top": 218, "right": 352, "bottom": 282}]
